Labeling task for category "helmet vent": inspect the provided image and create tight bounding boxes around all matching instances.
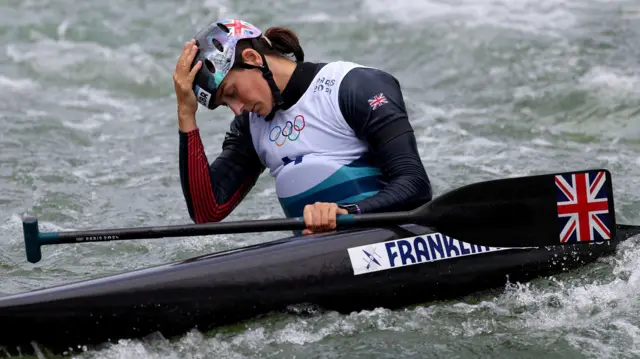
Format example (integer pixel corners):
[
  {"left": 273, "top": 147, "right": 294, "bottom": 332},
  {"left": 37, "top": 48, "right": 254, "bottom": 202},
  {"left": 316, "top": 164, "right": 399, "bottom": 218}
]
[
  {"left": 217, "top": 23, "right": 230, "bottom": 33},
  {"left": 204, "top": 59, "right": 215, "bottom": 73},
  {"left": 212, "top": 38, "right": 224, "bottom": 52}
]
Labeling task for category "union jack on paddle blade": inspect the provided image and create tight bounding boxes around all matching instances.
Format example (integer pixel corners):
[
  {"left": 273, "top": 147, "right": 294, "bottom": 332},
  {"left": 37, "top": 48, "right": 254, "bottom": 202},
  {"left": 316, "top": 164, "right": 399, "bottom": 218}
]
[{"left": 555, "top": 170, "right": 613, "bottom": 243}]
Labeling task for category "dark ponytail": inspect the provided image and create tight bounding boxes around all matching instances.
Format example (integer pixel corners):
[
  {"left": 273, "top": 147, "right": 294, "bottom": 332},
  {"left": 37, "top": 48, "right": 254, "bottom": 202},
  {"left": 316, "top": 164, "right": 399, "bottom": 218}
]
[
  {"left": 235, "top": 26, "right": 305, "bottom": 63},
  {"left": 263, "top": 27, "right": 304, "bottom": 62}
]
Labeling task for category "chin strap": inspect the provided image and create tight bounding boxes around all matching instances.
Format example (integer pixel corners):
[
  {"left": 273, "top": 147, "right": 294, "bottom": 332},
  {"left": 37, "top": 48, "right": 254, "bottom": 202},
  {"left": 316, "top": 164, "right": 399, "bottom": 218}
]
[{"left": 236, "top": 39, "right": 284, "bottom": 121}]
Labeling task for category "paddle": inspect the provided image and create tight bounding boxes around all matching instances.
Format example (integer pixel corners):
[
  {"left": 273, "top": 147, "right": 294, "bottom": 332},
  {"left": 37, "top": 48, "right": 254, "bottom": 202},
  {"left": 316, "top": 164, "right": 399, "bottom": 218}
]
[{"left": 22, "top": 168, "right": 627, "bottom": 263}]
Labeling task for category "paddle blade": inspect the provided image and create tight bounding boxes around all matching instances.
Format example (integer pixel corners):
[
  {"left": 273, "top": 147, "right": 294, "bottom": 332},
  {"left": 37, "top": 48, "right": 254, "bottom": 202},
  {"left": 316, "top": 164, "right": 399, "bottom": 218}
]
[{"left": 423, "top": 169, "right": 617, "bottom": 247}]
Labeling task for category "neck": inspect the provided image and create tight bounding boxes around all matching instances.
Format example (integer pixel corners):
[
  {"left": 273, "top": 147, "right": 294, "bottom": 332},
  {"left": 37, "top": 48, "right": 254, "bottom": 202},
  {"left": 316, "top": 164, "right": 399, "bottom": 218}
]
[{"left": 265, "top": 56, "right": 297, "bottom": 92}]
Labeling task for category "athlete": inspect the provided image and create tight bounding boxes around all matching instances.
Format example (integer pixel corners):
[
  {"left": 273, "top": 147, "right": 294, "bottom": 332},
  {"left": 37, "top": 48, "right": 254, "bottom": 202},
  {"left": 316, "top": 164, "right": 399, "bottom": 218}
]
[{"left": 173, "top": 19, "right": 432, "bottom": 235}]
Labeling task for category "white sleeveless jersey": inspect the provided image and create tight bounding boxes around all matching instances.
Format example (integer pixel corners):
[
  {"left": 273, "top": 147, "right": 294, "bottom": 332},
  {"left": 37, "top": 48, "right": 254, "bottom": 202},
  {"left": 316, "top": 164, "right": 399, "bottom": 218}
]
[{"left": 249, "top": 61, "right": 384, "bottom": 217}]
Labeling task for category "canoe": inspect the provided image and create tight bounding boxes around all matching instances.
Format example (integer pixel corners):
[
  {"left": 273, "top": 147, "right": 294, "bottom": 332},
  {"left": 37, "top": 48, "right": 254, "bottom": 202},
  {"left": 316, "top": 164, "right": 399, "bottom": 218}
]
[{"left": 0, "top": 222, "right": 634, "bottom": 355}]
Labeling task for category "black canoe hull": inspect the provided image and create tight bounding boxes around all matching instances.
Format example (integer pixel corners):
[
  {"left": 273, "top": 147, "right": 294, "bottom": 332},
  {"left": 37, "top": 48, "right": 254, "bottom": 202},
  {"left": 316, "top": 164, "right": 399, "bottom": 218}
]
[{"left": 0, "top": 224, "right": 629, "bottom": 355}]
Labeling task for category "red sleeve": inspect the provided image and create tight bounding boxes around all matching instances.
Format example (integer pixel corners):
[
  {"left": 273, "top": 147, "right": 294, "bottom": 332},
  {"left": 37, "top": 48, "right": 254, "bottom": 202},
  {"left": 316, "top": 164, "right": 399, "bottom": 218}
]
[{"left": 179, "top": 113, "right": 265, "bottom": 223}]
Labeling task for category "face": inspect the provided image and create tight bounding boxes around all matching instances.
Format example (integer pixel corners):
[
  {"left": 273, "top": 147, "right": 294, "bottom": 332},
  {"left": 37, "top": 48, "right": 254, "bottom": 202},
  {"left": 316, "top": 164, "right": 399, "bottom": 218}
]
[{"left": 215, "top": 49, "right": 273, "bottom": 117}]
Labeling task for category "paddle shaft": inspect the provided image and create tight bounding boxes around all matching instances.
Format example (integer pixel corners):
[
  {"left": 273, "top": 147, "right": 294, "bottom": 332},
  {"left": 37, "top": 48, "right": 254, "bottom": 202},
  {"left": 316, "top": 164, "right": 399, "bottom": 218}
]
[
  {"left": 23, "top": 211, "right": 425, "bottom": 262},
  {"left": 41, "top": 217, "right": 307, "bottom": 244},
  {"left": 31, "top": 212, "right": 421, "bottom": 244}
]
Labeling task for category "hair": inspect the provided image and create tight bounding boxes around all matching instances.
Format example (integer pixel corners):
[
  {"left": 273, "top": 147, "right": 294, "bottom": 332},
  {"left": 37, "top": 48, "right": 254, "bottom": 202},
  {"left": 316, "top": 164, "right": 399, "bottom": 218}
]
[{"left": 235, "top": 26, "right": 305, "bottom": 64}]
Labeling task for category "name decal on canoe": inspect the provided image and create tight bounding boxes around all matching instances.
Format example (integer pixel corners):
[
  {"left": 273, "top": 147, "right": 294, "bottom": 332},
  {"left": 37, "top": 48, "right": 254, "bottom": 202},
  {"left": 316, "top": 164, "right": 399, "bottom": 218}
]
[{"left": 347, "top": 233, "right": 511, "bottom": 275}]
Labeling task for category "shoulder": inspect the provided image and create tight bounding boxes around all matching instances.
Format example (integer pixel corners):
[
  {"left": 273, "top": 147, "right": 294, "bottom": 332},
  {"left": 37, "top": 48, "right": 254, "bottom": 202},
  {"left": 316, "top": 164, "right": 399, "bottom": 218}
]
[
  {"left": 340, "top": 65, "right": 401, "bottom": 92},
  {"left": 310, "top": 61, "right": 370, "bottom": 81},
  {"left": 223, "top": 112, "right": 252, "bottom": 147},
  {"left": 336, "top": 64, "right": 406, "bottom": 117},
  {"left": 334, "top": 64, "right": 410, "bottom": 145},
  {"left": 228, "top": 112, "right": 250, "bottom": 133},
  {"left": 313, "top": 62, "right": 403, "bottom": 104},
  {"left": 335, "top": 64, "right": 405, "bottom": 112}
]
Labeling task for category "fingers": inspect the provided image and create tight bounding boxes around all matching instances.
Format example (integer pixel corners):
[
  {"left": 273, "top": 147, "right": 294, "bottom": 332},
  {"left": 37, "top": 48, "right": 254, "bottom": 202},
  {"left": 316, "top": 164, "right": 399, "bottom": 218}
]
[
  {"left": 302, "top": 202, "right": 342, "bottom": 235},
  {"left": 175, "top": 40, "right": 192, "bottom": 72},
  {"left": 189, "top": 60, "right": 202, "bottom": 81},
  {"left": 320, "top": 205, "right": 329, "bottom": 231},
  {"left": 175, "top": 40, "right": 199, "bottom": 78},
  {"left": 184, "top": 43, "right": 199, "bottom": 71},
  {"left": 303, "top": 205, "right": 314, "bottom": 232},
  {"left": 173, "top": 40, "right": 201, "bottom": 114},
  {"left": 327, "top": 205, "right": 337, "bottom": 231}
]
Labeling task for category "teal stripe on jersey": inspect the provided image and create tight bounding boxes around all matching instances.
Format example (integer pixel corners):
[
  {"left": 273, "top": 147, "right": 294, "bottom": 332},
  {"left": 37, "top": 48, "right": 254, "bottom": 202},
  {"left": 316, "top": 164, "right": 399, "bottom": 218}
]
[{"left": 279, "top": 167, "right": 384, "bottom": 218}]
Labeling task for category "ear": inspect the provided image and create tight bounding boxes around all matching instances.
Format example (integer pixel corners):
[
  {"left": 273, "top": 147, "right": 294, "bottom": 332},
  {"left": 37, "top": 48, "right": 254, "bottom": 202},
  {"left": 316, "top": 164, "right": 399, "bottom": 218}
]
[{"left": 241, "top": 49, "right": 263, "bottom": 67}]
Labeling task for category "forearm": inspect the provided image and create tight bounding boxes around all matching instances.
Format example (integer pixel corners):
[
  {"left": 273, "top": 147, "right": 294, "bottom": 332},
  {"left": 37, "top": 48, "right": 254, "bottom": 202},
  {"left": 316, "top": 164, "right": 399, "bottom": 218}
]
[
  {"left": 178, "top": 128, "right": 262, "bottom": 223},
  {"left": 354, "top": 130, "right": 432, "bottom": 213},
  {"left": 178, "top": 110, "right": 198, "bottom": 133}
]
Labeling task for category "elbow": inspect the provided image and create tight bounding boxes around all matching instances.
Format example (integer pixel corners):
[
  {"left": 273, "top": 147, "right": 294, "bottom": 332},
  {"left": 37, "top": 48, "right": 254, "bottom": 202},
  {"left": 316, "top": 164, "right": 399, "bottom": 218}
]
[
  {"left": 191, "top": 207, "right": 231, "bottom": 224},
  {"left": 409, "top": 175, "right": 433, "bottom": 204},
  {"left": 401, "top": 168, "right": 433, "bottom": 204},
  {"left": 183, "top": 196, "right": 232, "bottom": 224},
  {"left": 188, "top": 211, "right": 198, "bottom": 224},
  {"left": 194, "top": 216, "right": 227, "bottom": 224},
  {"left": 418, "top": 174, "right": 433, "bottom": 202}
]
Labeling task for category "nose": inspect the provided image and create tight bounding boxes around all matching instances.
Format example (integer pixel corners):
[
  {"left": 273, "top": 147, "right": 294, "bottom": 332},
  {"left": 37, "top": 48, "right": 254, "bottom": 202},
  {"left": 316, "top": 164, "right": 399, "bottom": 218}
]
[{"left": 228, "top": 100, "right": 245, "bottom": 116}]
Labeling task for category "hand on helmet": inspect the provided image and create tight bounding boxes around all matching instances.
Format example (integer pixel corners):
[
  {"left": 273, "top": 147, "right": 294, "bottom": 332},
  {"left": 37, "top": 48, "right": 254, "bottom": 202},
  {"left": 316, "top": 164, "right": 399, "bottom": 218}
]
[{"left": 173, "top": 39, "right": 202, "bottom": 119}]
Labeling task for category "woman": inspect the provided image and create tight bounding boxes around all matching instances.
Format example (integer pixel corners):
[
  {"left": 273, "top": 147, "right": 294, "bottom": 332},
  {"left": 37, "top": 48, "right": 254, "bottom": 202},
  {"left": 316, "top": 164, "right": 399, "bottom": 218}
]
[{"left": 173, "top": 18, "right": 432, "bottom": 235}]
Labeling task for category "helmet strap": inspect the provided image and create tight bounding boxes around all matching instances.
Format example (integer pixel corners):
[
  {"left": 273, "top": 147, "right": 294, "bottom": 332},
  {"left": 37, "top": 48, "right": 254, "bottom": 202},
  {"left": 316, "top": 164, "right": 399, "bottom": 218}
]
[{"left": 236, "top": 40, "right": 284, "bottom": 121}]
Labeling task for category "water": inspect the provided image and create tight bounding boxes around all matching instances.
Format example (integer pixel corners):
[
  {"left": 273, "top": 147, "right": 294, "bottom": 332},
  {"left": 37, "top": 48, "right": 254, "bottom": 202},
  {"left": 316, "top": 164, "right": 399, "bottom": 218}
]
[{"left": 1, "top": 0, "right": 640, "bottom": 357}]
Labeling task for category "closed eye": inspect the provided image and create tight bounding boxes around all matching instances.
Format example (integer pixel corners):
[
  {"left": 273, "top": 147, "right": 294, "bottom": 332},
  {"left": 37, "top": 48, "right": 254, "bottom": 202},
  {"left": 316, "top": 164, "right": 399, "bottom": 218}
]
[
  {"left": 220, "top": 87, "right": 236, "bottom": 107},
  {"left": 227, "top": 87, "right": 236, "bottom": 99},
  {"left": 216, "top": 84, "right": 229, "bottom": 107}
]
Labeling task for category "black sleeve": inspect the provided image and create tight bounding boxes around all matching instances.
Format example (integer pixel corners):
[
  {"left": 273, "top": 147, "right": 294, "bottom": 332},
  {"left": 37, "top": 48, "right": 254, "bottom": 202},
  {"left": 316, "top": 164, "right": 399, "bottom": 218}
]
[
  {"left": 337, "top": 67, "right": 432, "bottom": 213},
  {"left": 179, "top": 113, "right": 266, "bottom": 223}
]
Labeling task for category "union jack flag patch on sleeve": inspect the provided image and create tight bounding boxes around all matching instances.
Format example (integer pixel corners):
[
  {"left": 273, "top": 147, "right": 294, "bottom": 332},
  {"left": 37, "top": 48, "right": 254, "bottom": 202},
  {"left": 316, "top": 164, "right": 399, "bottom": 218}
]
[
  {"left": 555, "top": 170, "right": 612, "bottom": 243},
  {"left": 368, "top": 93, "right": 388, "bottom": 110}
]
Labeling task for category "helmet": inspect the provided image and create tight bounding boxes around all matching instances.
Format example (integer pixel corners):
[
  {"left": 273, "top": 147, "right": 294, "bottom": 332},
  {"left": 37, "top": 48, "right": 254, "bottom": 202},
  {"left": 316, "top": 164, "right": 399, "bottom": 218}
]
[{"left": 191, "top": 19, "right": 284, "bottom": 116}]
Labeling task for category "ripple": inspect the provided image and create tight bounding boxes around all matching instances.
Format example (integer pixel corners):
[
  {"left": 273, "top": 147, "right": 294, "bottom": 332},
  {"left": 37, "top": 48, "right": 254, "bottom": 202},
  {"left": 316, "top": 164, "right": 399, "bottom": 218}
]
[{"left": 1, "top": 0, "right": 640, "bottom": 357}]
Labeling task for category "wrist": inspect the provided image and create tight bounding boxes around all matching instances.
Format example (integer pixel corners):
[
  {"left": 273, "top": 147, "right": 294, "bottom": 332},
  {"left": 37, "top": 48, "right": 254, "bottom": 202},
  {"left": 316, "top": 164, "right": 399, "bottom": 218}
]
[
  {"left": 177, "top": 105, "right": 196, "bottom": 118},
  {"left": 338, "top": 203, "right": 361, "bottom": 214},
  {"left": 178, "top": 111, "right": 197, "bottom": 132}
]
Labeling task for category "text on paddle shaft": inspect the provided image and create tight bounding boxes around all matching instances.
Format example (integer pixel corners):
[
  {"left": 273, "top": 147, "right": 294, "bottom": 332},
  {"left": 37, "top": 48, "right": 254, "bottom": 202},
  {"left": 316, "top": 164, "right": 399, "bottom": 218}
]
[{"left": 76, "top": 235, "right": 120, "bottom": 242}]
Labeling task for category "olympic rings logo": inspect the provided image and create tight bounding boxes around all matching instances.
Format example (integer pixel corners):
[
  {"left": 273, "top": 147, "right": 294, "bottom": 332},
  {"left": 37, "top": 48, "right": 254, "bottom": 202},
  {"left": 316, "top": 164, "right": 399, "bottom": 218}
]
[{"left": 268, "top": 115, "right": 306, "bottom": 147}]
